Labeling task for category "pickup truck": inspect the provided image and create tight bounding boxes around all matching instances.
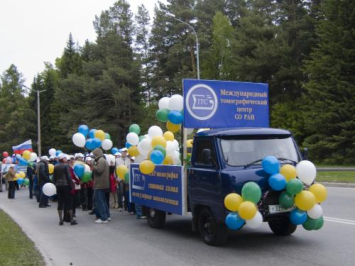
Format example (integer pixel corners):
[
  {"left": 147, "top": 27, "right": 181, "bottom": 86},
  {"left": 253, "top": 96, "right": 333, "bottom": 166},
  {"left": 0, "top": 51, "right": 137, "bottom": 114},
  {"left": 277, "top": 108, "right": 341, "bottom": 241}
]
[{"left": 134, "top": 127, "right": 302, "bottom": 246}]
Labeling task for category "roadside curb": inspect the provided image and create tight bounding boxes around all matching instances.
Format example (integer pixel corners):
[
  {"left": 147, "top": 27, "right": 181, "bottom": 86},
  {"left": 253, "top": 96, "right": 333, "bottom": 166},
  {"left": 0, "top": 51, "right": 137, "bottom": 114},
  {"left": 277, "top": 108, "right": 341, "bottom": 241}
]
[{"left": 319, "top": 182, "right": 355, "bottom": 188}]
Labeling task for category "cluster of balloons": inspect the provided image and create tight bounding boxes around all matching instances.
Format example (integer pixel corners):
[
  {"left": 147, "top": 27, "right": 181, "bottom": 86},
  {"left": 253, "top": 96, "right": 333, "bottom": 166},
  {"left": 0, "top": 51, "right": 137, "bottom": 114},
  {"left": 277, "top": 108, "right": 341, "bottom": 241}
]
[
  {"left": 156, "top": 95, "right": 184, "bottom": 133},
  {"left": 72, "top": 125, "right": 113, "bottom": 151},
  {"left": 73, "top": 162, "right": 92, "bottom": 183},
  {"left": 14, "top": 171, "right": 29, "bottom": 186},
  {"left": 262, "top": 156, "right": 327, "bottom": 231},
  {"left": 4, "top": 150, "right": 39, "bottom": 167},
  {"left": 224, "top": 182, "right": 263, "bottom": 230}
]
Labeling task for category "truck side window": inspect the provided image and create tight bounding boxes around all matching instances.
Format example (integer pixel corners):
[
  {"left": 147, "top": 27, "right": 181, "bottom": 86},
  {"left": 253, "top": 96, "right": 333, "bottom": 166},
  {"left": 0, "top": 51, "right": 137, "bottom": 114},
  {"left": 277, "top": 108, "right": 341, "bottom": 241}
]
[{"left": 195, "top": 140, "right": 217, "bottom": 166}]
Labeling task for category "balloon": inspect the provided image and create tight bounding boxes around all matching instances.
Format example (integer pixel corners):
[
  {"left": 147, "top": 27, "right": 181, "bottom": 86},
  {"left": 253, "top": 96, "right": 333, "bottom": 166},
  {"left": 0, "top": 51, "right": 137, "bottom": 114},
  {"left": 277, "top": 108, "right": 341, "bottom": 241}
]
[
  {"left": 314, "top": 216, "right": 324, "bottom": 230},
  {"left": 106, "top": 154, "right": 115, "bottom": 165},
  {"left": 105, "top": 133, "right": 111, "bottom": 140},
  {"left": 89, "top": 129, "right": 97, "bottom": 138},
  {"left": 268, "top": 173, "right": 287, "bottom": 191},
  {"left": 153, "top": 145, "right": 166, "bottom": 158},
  {"left": 158, "top": 97, "right": 170, "bottom": 110},
  {"left": 43, "top": 183, "right": 56, "bottom": 196},
  {"left": 168, "top": 94, "right": 184, "bottom": 111},
  {"left": 224, "top": 193, "right": 243, "bottom": 212},
  {"left": 163, "top": 156, "right": 173, "bottom": 165},
  {"left": 168, "top": 110, "right": 183, "bottom": 124},
  {"left": 150, "top": 150, "right": 165, "bottom": 164},
  {"left": 56, "top": 150, "right": 62, "bottom": 156},
  {"left": 95, "top": 130, "right": 105, "bottom": 141},
  {"left": 92, "top": 138, "right": 102, "bottom": 149},
  {"left": 309, "top": 183, "right": 327, "bottom": 203},
  {"left": 172, "top": 151, "right": 181, "bottom": 165},
  {"left": 72, "top": 132, "right": 86, "bottom": 147},
  {"left": 139, "top": 160, "right": 155, "bottom": 175},
  {"left": 5, "top": 157, "right": 12, "bottom": 164},
  {"left": 156, "top": 108, "right": 170, "bottom": 122},
  {"left": 279, "top": 191, "right": 295, "bottom": 208},
  {"left": 302, "top": 216, "right": 318, "bottom": 231},
  {"left": 280, "top": 164, "right": 297, "bottom": 181},
  {"left": 111, "top": 147, "right": 119, "bottom": 155},
  {"left": 19, "top": 158, "right": 29, "bottom": 166},
  {"left": 129, "top": 124, "right": 141, "bottom": 135},
  {"left": 296, "top": 160, "right": 317, "bottom": 185},
  {"left": 290, "top": 208, "right": 307, "bottom": 225},
  {"left": 166, "top": 141, "right": 176, "bottom": 156},
  {"left": 225, "top": 212, "right": 245, "bottom": 230},
  {"left": 82, "top": 172, "right": 92, "bottom": 183},
  {"left": 166, "top": 121, "right": 181, "bottom": 133},
  {"left": 262, "top": 156, "right": 280, "bottom": 175},
  {"left": 163, "top": 131, "right": 174, "bottom": 141},
  {"left": 49, "top": 148, "right": 56, "bottom": 156},
  {"left": 241, "top": 182, "right": 261, "bottom": 204},
  {"left": 134, "top": 154, "right": 146, "bottom": 163},
  {"left": 238, "top": 201, "right": 257, "bottom": 220},
  {"left": 124, "top": 171, "right": 130, "bottom": 183},
  {"left": 116, "top": 165, "right": 128, "bottom": 179},
  {"left": 22, "top": 150, "right": 31, "bottom": 161},
  {"left": 48, "top": 164, "right": 54, "bottom": 174},
  {"left": 29, "top": 152, "right": 37, "bottom": 162},
  {"left": 307, "top": 204, "right": 323, "bottom": 219},
  {"left": 18, "top": 171, "right": 26, "bottom": 178},
  {"left": 102, "top": 139, "right": 113, "bottom": 150},
  {"left": 78, "top": 125, "right": 89, "bottom": 137},
  {"left": 127, "top": 132, "right": 139, "bottom": 146},
  {"left": 128, "top": 145, "right": 140, "bottom": 157},
  {"left": 85, "top": 138, "right": 94, "bottom": 150},
  {"left": 286, "top": 178, "right": 304, "bottom": 195},
  {"left": 74, "top": 164, "right": 85, "bottom": 178},
  {"left": 151, "top": 136, "right": 167, "bottom": 148},
  {"left": 295, "top": 190, "right": 316, "bottom": 211},
  {"left": 148, "top": 126, "right": 163, "bottom": 138},
  {"left": 246, "top": 211, "right": 263, "bottom": 229},
  {"left": 139, "top": 137, "right": 152, "bottom": 152},
  {"left": 125, "top": 142, "right": 132, "bottom": 149},
  {"left": 2, "top": 151, "right": 9, "bottom": 158},
  {"left": 17, "top": 178, "right": 24, "bottom": 185},
  {"left": 23, "top": 178, "right": 30, "bottom": 186}
]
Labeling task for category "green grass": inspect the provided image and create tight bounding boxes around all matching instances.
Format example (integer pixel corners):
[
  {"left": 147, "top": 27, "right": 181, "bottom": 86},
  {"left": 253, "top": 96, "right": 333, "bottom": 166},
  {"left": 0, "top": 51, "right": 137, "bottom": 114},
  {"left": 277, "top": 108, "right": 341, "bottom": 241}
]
[
  {"left": 316, "top": 171, "right": 355, "bottom": 183},
  {"left": 0, "top": 210, "right": 45, "bottom": 266}
]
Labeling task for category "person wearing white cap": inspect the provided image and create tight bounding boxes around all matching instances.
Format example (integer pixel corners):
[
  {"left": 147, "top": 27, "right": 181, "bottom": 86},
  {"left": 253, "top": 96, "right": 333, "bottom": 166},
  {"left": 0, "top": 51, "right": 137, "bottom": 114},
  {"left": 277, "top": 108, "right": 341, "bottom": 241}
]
[
  {"left": 115, "top": 148, "right": 130, "bottom": 212},
  {"left": 38, "top": 156, "right": 51, "bottom": 208}
]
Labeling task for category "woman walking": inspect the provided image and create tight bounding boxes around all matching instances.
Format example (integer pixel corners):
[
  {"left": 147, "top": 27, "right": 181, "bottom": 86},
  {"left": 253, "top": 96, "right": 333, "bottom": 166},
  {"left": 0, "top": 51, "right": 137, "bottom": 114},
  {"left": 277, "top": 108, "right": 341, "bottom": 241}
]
[{"left": 5, "top": 166, "right": 16, "bottom": 199}]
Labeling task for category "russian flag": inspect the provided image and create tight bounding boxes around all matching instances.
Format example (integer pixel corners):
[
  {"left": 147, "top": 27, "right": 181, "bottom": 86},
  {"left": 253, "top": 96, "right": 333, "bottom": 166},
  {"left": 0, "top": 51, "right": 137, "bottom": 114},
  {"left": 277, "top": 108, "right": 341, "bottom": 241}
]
[{"left": 12, "top": 140, "right": 33, "bottom": 154}]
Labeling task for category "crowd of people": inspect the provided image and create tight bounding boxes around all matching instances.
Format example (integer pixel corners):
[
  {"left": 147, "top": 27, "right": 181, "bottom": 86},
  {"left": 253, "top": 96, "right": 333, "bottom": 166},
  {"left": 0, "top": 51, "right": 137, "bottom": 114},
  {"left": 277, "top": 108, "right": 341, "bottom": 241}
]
[{"left": 0, "top": 147, "right": 146, "bottom": 226}]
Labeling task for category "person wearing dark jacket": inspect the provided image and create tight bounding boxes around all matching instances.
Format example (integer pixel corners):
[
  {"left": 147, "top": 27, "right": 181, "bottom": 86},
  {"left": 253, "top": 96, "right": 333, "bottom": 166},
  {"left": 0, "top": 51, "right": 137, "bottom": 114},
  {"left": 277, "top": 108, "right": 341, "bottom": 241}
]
[
  {"left": 26, "top": 163, "right": 35, "bottom": 199},
  {"left": 53, "top": 154, "right": 77, "bottom": 225},
  {"left": 37, "top": 156, "right": 51, "bottom": 208}
]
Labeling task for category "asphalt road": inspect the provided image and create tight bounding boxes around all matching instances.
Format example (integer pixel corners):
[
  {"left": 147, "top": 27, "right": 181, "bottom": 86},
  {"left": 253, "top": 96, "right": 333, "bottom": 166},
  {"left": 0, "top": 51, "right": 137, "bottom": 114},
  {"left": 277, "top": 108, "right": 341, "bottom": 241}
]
[{"left": 0, "top": 186, "right": 354, "bottom": 266}]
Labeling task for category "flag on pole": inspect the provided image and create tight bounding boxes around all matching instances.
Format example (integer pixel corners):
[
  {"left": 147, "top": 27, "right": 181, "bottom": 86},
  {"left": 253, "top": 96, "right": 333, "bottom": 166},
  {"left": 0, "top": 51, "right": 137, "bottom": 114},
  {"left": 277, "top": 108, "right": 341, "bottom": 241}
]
[{"left": 12, "top": 140, "right": 33, "bottom": 154}]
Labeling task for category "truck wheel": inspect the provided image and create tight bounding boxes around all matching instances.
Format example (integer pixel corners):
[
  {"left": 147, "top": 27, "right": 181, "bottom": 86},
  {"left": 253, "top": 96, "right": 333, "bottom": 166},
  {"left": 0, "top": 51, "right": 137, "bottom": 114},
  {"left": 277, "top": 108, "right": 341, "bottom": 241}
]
[
  {"left": 198, "top": 208, "right": 228, "bottom": 246},
  {"left": 146, "top": 208, "right": 166, "bottom": 229},
  {"left": 268, "top": 217, "right": 297, "bottom": 236}
]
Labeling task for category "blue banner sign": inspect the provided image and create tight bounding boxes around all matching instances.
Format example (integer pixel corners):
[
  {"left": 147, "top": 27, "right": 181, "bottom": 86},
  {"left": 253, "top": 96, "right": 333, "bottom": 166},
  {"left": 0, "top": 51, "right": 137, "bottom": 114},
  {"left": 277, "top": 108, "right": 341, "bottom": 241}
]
[
  {"left": 130, "top": 164, "right": 185, "bottom": 215},
  {"left": 183, "top": 79, "right": 269, "bottom": 128}
]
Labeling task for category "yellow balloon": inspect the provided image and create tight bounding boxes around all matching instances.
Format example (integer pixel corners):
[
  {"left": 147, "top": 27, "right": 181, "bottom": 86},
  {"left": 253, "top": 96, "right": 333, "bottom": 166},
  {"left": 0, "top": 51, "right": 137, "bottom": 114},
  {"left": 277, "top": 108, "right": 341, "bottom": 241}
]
[
  {"left": 280, "top": 164, "right": 297, "bottom": 181},
  {"left": 163, "top": 131, "right": 174, "bottom": 141},
  {"left": 166, "top": 121, "right": 181, "bottom": 133},
  {"left": 22, "top": 150, "right": 31, "bottom": 161},
  {"left": 309, "top": 183, "right": 327, "bottom": 203},
  {"left": 116, "top": 165, "right": 128, "bottom": 179},
  {"left": 238, "top": 201, "right": 257, "bottom": 220},
  {"left": 139, "top": 160, "right": 155, "bottom": 175},
  {"left": 224, "top": 193, "right": 243, "bottom": 212},
  {"left": 151, "top": 136, "right": 167, "bottom": 148},
  {"left": 295, "top": 190, "right": 316, "bottom": 211},
  {"left": 163, "top": 156, "right": 173, "bottom": 165},
  {"left": 128, "top": 145, "right": 140, "bottom": 157},
  {"left": 18, "top": 171, "right": 26, "bottom": 178},
  {"left": 186, "top": 139, "right": 193, "bottom": 155},
  {"left": 48, "top": 164, "right": 54, "bottom": 174},
  {"left": 15, "top": 174, "right": 20, "bottom": 179},
  {"left": 95, "top": 130, "right": 105, "bottom": 141}
]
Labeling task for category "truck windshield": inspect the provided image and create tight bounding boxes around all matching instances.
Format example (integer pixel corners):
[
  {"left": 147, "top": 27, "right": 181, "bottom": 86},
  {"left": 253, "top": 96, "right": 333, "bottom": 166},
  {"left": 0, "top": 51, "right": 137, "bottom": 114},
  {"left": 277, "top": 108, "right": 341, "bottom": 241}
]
[{"left": 220, "top": 137, "right": 299, "bottom": 166}]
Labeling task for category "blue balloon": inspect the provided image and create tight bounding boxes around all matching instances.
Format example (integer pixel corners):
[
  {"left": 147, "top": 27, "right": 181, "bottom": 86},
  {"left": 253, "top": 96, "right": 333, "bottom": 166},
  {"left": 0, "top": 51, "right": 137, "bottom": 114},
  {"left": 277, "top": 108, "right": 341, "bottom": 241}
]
[
  {"left": 125, "top": 142, "right": 132, "bottom": 148},
  {"left": 268, "top": 173, "right": 287, "bottom": 191},
  {"left": 18, "top": 157, "right": 29, "bottom": 166},
  {"left": 74, "top": 164, "right": 85, "bottom": 178},
  {"left": 56, "top": 150, "right": 62, "bottom": 156},
  {"left": 111, "top": 147, "right": 119, "bottom": 155},
  {"left": 89, "top": 129, "right": 97, "bottom": 138},
  {"left": 168, "top": 110, "right": 183, "bottom": 124},
  {"left": 17, "top": 178, "right": 24, "bottom": 185},
  {"left": 16, "top": 154, "right": 22, "bottom": 159},
  {"left": 290, "top": 208, "right": 307, "bottom": 225},
  {"left": 262, "top": 156, "right": 280, "bottom": 175},
  {"left": 150, "top": 150, "right": 164, "bottom": 164},
  {"left": 225, "top": 212, "right": 245, "bottom": 230},
  {"left": 85, "top": 138, "right": 94, "bottom": 150},
  {"left": 92, "top": 138, "right": 102, "bottom": 149},
  {"left": 78, "top": 125, "right": 89, "bottom": 137}
]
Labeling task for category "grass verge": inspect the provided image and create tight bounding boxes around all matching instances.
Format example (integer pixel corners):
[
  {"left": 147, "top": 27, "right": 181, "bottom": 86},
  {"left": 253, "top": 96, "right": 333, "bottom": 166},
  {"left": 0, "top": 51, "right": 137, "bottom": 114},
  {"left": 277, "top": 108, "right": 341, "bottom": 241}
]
[
  {"left": 316, "top": 171, "right": 355, "bottom": 183},
  {"left": 0, "top": 209, "right": 45, "bottom": 266}
]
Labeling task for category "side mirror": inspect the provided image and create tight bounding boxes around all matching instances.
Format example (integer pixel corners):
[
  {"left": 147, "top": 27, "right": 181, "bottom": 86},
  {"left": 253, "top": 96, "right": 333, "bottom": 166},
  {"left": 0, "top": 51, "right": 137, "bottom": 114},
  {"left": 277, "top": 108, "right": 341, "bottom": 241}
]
[{"left": 202, "top": 149, "right": 212, "bottom": 165}]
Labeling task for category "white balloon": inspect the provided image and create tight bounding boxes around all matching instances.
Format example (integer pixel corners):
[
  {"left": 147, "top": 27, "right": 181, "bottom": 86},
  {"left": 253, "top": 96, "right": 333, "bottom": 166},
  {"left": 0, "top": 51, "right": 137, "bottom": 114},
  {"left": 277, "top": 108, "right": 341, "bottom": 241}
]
[
  {"left": 168, "top": 94, "right": 184, "bottom": 111},
  {"left": 134, "top": 154, "right": 146, "bottom": 163},
  {"left": 49, "top": 148, "right": 56, "bottom": 156},
  {"left": 158, "top": 97, "right": 170, "bottom": 110},
  {"left": 29, "top": 152, "right": 38, "bottom": 162},
  {"left": 172, "top": 139, "right": 179, "bottom": 150},
  {"left": 307, "top": 204, "right": 323, "bottom": 219},
  {"left": 126, "top": 132, "right": 139, "bottom": 146},
  {"left": 102, "top": 139, "right": 113, "bottom": 150},
  {"left": 72, "top": 133, "right": 86, "bottom": 148},
  {"left": 139, "top": 137, "right": 152, "bottom": 152},
  {"left": 43, "top": 183, "right": 56, "bottom": 196},
  {"left": 148, "top": 126, "right": 163, "bottom": 138},
  {"left": 172, "top": 151, "right": 181, "bottom": 165},
  {"left": 166, "top": 141, "right": 176, "bottom": 156},
  {"left": 246, "top": 211, "right": 263, "bottom": 229},
  {"left": 186, "top": 128, "right": 194, "bottom": 135},
  {"left": 106, "top": 154, "right": 115, "bottom": 165},
  {"left": 84, "top": 164, "right": 91, "bottom": 173},
  {"left": 296, "top": 160, "right": 317, "bottom": 185},
  {"left": 5, "top": 157, "right": 12, "bottom": 164}
]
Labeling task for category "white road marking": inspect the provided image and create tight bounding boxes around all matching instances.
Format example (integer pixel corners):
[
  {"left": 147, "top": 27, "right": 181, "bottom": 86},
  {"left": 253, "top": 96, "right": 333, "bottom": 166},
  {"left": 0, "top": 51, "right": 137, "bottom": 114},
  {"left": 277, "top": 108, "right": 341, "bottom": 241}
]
[{"left": 324, "top": 216, "right": 355, "bottom": 226}]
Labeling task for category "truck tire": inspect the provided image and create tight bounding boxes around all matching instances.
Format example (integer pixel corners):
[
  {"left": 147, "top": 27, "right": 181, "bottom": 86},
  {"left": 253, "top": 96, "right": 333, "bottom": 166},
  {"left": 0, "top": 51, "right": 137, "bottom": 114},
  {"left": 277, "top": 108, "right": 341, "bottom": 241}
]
[
  {"left": 198, "top": 208, "right": 228, "bottom": 246},
  {"left": 146, "top": 208, "right": 166, "bottom": 229},
  {"left": 268, "top": 217, "right": 297, "bottom": 236}
]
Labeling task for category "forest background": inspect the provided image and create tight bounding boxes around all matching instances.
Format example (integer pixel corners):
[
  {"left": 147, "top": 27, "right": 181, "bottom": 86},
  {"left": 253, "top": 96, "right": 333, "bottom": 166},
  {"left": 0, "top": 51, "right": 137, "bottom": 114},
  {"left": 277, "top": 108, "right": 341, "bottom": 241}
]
[{"left": 0, "top": 0, "right": 354, "bottom": 164}]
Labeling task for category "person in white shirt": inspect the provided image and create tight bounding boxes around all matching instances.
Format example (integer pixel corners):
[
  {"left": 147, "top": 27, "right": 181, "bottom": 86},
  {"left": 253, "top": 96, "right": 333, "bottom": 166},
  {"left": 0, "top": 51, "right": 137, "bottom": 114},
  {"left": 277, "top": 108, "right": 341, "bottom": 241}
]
[{"left": 115, "top": 148, "right": 130, "bottom": 212}]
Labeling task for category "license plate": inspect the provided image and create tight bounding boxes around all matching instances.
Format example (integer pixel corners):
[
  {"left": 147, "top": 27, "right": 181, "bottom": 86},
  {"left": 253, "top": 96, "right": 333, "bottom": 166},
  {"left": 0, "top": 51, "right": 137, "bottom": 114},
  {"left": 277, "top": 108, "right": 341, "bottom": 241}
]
[{"left": 269, "top": 205, "right": 294, "bottom": 214}]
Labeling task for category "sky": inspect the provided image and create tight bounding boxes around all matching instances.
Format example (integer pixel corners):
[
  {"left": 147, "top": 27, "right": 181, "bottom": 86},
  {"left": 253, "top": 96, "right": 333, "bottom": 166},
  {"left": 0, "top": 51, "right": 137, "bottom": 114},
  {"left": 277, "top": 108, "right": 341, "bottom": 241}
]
[{"left": 0, "top": 0, "right": 166, "bottom": 87}]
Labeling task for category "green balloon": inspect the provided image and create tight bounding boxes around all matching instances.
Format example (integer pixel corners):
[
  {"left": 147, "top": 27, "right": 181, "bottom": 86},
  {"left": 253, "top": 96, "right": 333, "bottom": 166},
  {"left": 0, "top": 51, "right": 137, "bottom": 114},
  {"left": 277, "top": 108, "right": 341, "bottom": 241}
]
[
  {"left": 279, "top": 191, "right": 294, "bottom": 208},
  {"left": 23, "top": 178, "right": 30, "bottom": 186},
  {"left": 154, "top": 145, "right": 166, "bottom": 158},
  {"left": 28, "top": 162, "right": 34, "bottom": 168},
  {"left": 82, "top": 172, "right": 92, "bottom": 183},
  {"left": 124, "top": 171, "right": 130, "bottom": 183},
  {"left": 302, "top": 216, "right": 318, "bottom": 231},
  {"left": 241, "top": 182, "right": 262, "bottom": 204},
  {"left": 105, "top": 133, "right": 111, "bottom": 140},
  {"left": 156, "top": 109, "right": 170, "bottom": 122},
  {"left": 314, "top": 216, "right": 324, "bottom": 230},
  {"left": 286, "top": 178, "right": 304, "bottom": 195},
  {"left": 129, "top": 124, "right": 141, "bottom": 135},
  {"left": 139, "top": 135, "right": 145, "bottom": 142}
]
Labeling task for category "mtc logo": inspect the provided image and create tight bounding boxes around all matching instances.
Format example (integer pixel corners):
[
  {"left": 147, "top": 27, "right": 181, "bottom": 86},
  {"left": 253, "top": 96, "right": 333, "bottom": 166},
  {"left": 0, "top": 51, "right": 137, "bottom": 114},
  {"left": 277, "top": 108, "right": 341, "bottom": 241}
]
[{"left": 192, "top": 94, "right": 215, "bottom": 110}]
